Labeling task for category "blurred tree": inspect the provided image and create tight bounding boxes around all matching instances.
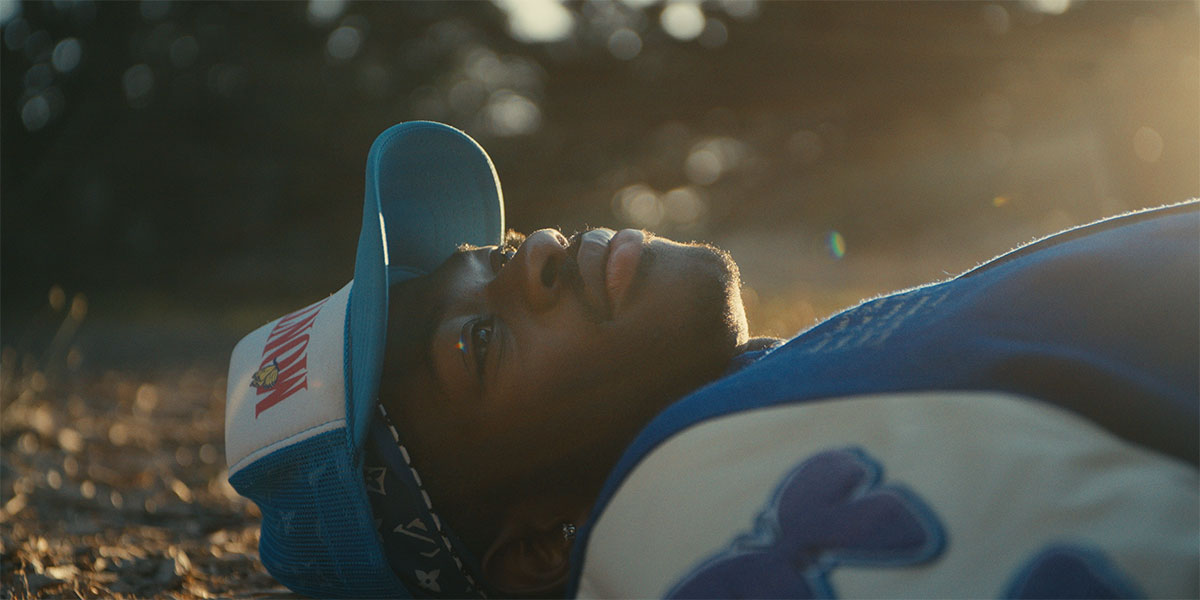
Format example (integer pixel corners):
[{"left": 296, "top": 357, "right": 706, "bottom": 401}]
[{"left": 2, "top": 0, "right": 1196, "bottom": 323}]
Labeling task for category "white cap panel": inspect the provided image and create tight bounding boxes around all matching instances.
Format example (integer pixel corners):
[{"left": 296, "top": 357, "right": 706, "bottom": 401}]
[{"left": 226, "top": 283, "right": 353, "bottom": 475}]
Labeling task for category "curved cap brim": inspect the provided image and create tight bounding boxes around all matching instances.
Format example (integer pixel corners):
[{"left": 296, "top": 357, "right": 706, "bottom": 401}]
[{"left": 348, "top": 121, "right": 505, "bottom": 450}]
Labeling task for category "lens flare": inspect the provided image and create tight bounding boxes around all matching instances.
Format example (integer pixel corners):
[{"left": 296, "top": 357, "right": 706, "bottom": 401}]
[{"left": 828, "top": 231, "right": 846, "bottom": 259}]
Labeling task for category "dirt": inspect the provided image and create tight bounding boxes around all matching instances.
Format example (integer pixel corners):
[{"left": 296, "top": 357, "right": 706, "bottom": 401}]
[{"left": 0, "top": 342, "right": 303, "bottom": 599}]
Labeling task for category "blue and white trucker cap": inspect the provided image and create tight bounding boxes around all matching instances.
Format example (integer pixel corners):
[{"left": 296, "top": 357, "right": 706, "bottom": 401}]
[{"left": 225, "top": 122, "right": 504, "bottom": 598}]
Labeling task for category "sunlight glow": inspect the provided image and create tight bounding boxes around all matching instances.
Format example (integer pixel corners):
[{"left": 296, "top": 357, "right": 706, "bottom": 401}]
[
  {"left": 1022, "top": 0, "right": 1071, "bottom": 15},
  {"left": 493, "top": 0, "right": 575, "bottom": 44},
  {"left": 661, "top": 1, "right": 706, "bottom": 41}
]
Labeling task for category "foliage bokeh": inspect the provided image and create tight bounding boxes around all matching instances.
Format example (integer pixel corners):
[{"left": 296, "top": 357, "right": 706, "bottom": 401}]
[{"left": 3, "top": 0, "right": 1196, "bottom": 336}]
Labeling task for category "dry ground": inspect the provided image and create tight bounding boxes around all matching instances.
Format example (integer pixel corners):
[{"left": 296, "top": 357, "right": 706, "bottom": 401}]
[{"left": 0, "top": 337, "right": 302, "bottom": 599}]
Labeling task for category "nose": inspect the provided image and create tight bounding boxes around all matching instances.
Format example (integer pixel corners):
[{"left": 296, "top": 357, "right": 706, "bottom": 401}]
[{"left": 501, "top": 228, "right": 568, "bottom": 313}]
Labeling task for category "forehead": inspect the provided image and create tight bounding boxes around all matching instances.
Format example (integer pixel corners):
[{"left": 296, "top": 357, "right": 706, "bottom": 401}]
[{"left": 398, "top": 246, "right": 487, "bottom": 299}]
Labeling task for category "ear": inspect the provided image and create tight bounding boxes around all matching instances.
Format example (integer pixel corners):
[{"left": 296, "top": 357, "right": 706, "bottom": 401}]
[{"left": 481, "top": 513, "right": 576, "bottom": 596}]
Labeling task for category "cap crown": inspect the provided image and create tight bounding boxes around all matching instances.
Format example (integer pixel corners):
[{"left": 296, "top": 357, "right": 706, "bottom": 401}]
[{"left": 226, "top": 284, "right": 409, "bottom": 597}]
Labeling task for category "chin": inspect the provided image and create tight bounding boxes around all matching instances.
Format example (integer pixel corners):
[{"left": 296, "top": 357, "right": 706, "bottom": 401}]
[{"left": 628, "top": 235, "right": 750, "bottom": 369}]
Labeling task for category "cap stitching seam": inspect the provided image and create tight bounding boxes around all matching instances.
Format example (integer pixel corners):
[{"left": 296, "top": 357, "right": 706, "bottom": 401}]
[{"left": 377, "top": 402, "right": 484, "bottom": 596}]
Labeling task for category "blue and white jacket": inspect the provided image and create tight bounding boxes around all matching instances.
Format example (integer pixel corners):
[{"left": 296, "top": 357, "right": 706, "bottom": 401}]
[{"left": 568, "top": 202, "right": 1199, "bottom": 599}]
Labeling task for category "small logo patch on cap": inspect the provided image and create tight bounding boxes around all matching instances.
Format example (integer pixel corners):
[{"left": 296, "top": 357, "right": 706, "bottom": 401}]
[{"left": 250, "top": 359, "right": 280, "bottom": 391}]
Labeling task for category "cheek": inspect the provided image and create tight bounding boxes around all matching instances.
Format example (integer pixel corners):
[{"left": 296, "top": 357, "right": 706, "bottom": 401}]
[{"left": 486, "top": 320, "right": 633, "bottom": 425}]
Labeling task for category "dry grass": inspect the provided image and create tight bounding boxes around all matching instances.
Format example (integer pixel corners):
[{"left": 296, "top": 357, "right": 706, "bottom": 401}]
[{"left": 0, "top": 335, "right": 301, "bottom": 599}]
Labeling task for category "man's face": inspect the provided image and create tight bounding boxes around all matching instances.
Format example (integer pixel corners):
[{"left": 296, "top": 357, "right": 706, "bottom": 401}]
[{"left": 379, "top": 227, "right": 747, "bottom": 535}]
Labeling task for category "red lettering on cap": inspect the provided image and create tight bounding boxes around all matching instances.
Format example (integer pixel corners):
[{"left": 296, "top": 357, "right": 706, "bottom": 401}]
[{"left": 254, "top": 296, "right": 332, "bottom": 417}]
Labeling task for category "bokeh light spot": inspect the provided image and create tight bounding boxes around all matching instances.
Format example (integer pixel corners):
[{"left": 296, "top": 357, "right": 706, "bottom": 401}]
[
  {"left": 608, "top": 27, "right": 642, "bottom": 60},
  {"left": 135, "top": 383, "right": 159, "bottom": 415},
  {"left": 326, "top": 25, "right": 362, "bottom": 60},
  {"left": 1022, "top": 0, "right": 1071, "bottom": 15},
  {"left": 4, "top": 16, "right": 29, "bottom": 51},
  {"left": 685, "top": 149, "right": 721, "bottom": 184},
  {"left": 0, "top": 0, "right": 20, "bottom": 26},
  {"left": 663, "top": 186, "right": 706, "bottom": 225},
  {"left": 828, "top": 231, "right": 846, "bottom": 259},
  {"left": 613, "top": 184, "right": 664, "bottom": 228},
  {"left": 199, "top": 444, "right": 219, "bottom": 464},
  {"left": 51, "top": 37, "right": 81, "bottom": 73},
  {"left": 307, "top": 0, "right": 346, "bottom": 26},
  {"left": 685, "top": 137, "right": 746, "bottom": 185},
  {"left": 48, "top": 285, "right": 66, "bottom": 311},
  {"left": 494, "top": 0, "right": 574, "bottom": 44},
  {"left": 661, "top": 2, "right": 706, "bottom": 41},
  {"left": 169, "top": 35, "right": 198, "bottom": 68},
  {"left": 485, "top": 90, "right": 541, "bottom": 136},
  {"left": 719, "top": 0, "right": 758, "bottom": 20},
  {"left": 122, "top": 63, "right": 155, "bottom": 106},
  {"left": 1132, "top": 126, "right": 1163, "bottom": 163},
  {"left": 21, "top": 94, "right": 51, "bottom": 131},
  {"left": 108, "top": 422, "right": 130, "bottom": 446}
]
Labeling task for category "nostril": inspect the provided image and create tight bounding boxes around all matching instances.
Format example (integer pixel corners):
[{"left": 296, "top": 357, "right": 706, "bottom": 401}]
[{"left": 540, "top": 256, "right": 559, "bottom": 287}]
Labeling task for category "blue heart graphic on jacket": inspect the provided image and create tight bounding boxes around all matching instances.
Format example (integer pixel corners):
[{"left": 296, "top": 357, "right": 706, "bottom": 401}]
[{"left": 668, "top": 447, "right": 945, "bottom": 599}]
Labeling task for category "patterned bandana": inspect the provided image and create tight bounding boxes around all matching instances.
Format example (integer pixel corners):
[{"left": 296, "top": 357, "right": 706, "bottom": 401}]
[{"left": 363, "top": 404, "right": 486, "bottom": 598}]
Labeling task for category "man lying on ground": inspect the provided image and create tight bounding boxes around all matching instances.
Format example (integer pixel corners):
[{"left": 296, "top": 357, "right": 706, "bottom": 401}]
[{"left": 224, "top": 122, "right": 1198, "bottom": 599}]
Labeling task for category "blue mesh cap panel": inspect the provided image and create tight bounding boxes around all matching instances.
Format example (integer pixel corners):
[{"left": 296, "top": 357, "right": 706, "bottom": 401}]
[{"left": 229, "top": 427, "right": 409, "bottom": 598}]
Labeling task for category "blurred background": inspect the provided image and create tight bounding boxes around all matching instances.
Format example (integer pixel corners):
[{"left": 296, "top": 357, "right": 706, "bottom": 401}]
[
  {"left": 2, "top": 0, "right": 1198, "bottom": 348},
  {"left": 1, "top": 1, "right": 1197, "bottom": 596}
]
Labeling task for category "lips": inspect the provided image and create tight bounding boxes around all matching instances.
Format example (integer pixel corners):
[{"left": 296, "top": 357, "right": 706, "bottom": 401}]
[
  {"left": 605, "top": 229, "right": 645, "bottom": 315},
  {"left": 571, "top": 228, "right": 645, "bottom": 320}
]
